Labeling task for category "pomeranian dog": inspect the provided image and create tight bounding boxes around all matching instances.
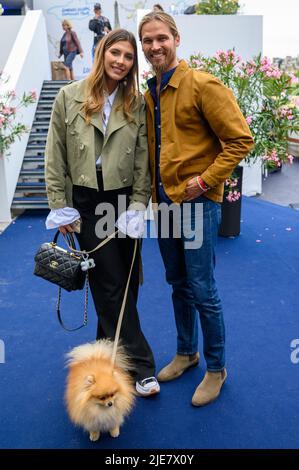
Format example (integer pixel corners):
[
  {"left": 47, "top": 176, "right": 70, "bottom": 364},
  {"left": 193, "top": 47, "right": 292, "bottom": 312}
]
[{"left": 65, "top": 340, "right": 135, "bottom": 441}]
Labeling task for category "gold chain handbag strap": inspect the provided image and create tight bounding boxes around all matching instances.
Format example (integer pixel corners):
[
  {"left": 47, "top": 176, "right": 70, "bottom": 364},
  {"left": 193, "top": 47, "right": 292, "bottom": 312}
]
[
  {"left": 54, "top": 230, "right": 119, "bottom": 332},
  {"left": 56, "top": 272, "right": 89, "bottom": 331}
]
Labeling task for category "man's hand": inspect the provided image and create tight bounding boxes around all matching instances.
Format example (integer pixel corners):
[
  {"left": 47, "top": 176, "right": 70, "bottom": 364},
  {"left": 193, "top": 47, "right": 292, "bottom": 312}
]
[{"left": 184, "top": 176, "right": 204, "bottom": 201}]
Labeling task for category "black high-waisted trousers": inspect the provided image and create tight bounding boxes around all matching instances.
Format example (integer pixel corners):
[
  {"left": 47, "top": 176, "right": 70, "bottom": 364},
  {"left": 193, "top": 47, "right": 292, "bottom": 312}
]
[{"left": 72, "top": 170, "right": 155, "bottom": 381}]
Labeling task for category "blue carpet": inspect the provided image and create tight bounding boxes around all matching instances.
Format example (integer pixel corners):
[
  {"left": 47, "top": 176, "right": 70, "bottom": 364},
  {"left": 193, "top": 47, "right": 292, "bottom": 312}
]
[{"left": 0, "top": 197, "right": 298, "bottom": 449}]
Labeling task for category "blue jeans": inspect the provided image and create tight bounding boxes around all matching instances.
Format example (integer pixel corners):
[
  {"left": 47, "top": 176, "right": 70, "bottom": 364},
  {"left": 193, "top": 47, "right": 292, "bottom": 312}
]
[
  {"left": 157, "top": 196, "right": 225, "bottom": 372},
  {"left": 63, "top": 50, "right": 76, "bottom": 70}
]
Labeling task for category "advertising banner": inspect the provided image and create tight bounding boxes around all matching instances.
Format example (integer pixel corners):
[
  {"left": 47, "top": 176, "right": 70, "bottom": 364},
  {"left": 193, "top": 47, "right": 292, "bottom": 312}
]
[{"left": 33, "top": 1, "right": 195, "bottom": 79}]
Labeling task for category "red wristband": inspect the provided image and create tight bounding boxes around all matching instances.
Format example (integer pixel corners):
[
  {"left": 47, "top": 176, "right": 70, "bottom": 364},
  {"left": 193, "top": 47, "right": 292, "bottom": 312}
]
[{"left": 196, "top": 176, "right": 210, "bottom": 192}]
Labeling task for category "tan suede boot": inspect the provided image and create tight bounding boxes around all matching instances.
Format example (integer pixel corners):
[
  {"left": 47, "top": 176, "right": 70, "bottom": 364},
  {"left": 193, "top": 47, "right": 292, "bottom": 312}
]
[
  {"left": 191, "top": 369, "right": 227, "bottom": 406},
  {"left": 157, "top": 353, "right": 200, "bottom": 382}
]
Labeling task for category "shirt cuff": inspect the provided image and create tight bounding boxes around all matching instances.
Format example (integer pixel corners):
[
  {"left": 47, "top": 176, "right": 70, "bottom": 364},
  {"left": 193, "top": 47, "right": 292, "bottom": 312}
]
[
  {"left": 45, "top": 207, "right": 81, "bottom": 229},
  {"left": 115, "top": 210, "right": 145, "bottom": 238}
]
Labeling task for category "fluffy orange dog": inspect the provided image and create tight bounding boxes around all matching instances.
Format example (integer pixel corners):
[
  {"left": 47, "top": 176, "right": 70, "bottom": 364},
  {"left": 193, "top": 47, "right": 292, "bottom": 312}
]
[{"left": 65, "top": 340, "right": 135, "bottom": 441}]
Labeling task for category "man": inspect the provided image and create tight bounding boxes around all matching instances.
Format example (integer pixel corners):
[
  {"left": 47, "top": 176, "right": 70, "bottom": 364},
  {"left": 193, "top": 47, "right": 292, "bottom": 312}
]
[
  {"left": 89, "top": 3, "right": 112, "bottom": 61},
  {"left": 139, "top": 11, "right": 254, "bottom": 406}
]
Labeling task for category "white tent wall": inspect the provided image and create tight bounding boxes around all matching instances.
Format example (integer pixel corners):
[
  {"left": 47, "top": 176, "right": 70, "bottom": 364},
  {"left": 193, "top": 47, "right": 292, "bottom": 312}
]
[{"left": 0, "top": 10, "right": 50, "bottom": 222}]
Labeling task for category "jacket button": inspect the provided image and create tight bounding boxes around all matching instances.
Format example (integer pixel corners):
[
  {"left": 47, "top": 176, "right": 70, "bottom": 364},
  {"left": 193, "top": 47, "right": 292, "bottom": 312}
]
[
  {"left": 122, "top": 178, "right": 127, "bottom": 183},
  {"left": 65, "top": 118, "right": 69, "bottom": 124},
  {"left": 80, "top": 143, "right": 85, "bottom": 150}
]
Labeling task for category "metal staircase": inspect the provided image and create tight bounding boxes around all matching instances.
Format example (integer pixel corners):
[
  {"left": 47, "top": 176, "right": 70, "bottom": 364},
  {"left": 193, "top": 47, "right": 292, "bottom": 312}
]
[{"left": 11, "top": 80, "right": 69, "bottom": 210}]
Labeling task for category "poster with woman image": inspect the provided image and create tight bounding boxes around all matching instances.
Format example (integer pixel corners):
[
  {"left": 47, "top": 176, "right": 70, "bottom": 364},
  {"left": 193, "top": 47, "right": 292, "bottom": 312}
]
[{"left": 33, "top": 0, "right": 195, "bottom": 79}]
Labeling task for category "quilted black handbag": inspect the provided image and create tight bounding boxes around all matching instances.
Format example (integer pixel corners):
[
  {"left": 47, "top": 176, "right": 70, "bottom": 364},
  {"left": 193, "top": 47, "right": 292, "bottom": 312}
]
[
  {"left": 34, "top": 229, "right": 119, "bottom": 331},
  {"left": 34, "top": 230, "right": 91, "bottom": 331},
  {"left": 34, "top": 230, "right": 86, "bottom": 292}
]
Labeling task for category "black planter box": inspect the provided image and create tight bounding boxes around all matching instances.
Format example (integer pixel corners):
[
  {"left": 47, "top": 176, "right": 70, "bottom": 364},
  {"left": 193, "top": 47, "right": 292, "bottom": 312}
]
[{"left": 219, "top": 165, "right": 243, "bottom": 237}]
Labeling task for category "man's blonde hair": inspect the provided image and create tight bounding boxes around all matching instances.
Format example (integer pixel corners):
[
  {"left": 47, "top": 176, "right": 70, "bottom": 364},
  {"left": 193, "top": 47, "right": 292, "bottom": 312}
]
[{"left": 138, "top": 11, "right": 179, "bottom": 41}]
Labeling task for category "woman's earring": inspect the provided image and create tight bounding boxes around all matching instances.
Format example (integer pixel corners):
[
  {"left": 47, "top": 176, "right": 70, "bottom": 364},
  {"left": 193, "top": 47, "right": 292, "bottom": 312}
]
[{"left": 122, "top": 76, "right": 128, "bottom": 87}]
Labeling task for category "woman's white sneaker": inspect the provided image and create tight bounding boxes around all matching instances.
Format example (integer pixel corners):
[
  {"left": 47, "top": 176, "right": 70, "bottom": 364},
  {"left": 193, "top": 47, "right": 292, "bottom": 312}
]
[{"left": 136, "top": 377, "right": 160, "bottom": 396}]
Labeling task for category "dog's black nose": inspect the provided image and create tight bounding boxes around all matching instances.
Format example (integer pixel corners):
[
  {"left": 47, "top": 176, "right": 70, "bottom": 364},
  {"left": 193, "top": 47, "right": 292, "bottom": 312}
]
[{"left": 108, "top": 402, "right": 113, "bottom": 407}]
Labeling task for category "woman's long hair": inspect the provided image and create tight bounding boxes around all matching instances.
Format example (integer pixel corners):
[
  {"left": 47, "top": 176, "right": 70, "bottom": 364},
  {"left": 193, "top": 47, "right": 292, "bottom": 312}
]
[{"left": 83, "top": 29, "right": 139, "bottom": 124}]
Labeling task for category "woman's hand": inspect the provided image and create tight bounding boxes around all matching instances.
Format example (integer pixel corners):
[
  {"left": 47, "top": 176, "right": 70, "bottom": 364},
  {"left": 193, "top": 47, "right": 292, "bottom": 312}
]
[
  {"left": 184, "top": 176, "right": 204, "bottom": 201},
  {"left": 58, "top": 224, "right": 75, "bottom": 235}
]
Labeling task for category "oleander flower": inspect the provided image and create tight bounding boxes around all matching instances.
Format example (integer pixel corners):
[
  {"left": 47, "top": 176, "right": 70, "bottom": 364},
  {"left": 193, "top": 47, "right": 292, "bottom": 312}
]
[{"left": 0, "top": 72, "right": 37, "bottom": 154}]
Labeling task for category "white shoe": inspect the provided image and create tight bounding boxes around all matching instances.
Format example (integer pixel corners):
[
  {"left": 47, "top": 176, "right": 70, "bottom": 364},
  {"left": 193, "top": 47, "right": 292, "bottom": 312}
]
[{"left": 136, "top": 377, "right": 160, "bottom": 396}]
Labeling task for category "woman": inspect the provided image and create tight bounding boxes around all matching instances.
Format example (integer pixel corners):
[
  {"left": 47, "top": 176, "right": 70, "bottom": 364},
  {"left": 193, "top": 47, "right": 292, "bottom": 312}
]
[
  {"left": 59, "top": 19, "right": 84, "bottom": 80},
  {"left": 45, "top": 29, "right": 159, "bottom": 396}
]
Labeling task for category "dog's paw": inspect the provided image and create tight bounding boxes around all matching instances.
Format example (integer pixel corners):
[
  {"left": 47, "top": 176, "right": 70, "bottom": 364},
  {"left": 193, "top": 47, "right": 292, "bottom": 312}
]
[
  {"left": 110, "top": 427, "right": 120, "bottom": 438},
  {"left": 89, "top": 431, "right": 100, "bottom": 441}
]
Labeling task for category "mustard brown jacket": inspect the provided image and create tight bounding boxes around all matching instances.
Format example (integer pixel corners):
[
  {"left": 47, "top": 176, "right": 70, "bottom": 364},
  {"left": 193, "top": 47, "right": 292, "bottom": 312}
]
[
  {"left": 144, "top": 60, "right": 254, "bottom": 203},
  {"left": 45, "top": 79, "right": 151, "bottom": 210}
]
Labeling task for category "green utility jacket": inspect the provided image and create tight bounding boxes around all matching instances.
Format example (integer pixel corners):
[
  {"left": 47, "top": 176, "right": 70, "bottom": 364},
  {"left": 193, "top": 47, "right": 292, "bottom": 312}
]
[{"left": 45, "top": 79, "right": 151, "bottom": 210}]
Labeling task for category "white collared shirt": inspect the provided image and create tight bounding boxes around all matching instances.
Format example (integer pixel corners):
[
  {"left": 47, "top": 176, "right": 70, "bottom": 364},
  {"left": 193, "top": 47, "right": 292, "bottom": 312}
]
[{"left": 96, "top": 86, "right": 118, "bottom": 166}]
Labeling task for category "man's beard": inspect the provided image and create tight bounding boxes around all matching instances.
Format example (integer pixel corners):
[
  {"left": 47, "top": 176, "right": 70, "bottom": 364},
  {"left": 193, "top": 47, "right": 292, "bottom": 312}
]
[
  {"left": 152, "top": 62, "right": 168, "bottom": 74},
  {"left": 145, "top": 50, "right": 175, "bottom": 75}
]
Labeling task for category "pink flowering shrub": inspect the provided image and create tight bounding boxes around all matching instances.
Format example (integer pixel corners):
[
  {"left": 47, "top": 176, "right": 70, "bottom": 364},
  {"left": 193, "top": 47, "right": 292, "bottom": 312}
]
[
  {"left": 225, "top": 175, "right": 241, "bottom": 202},
  {"left": 141, "top": 50, "right": 299, "bottom": 202},
  {"left": 195, "top": 0, "right": 240, "bottom": 15},
  {"left": 189, "top": 50, "right": 299, "bottom": 201},
  {"left": 0, "top": 72, "right": 37, "bottom": 154},
  {"left": 189, "top": 50, "right": 299, "bottom": 170}
]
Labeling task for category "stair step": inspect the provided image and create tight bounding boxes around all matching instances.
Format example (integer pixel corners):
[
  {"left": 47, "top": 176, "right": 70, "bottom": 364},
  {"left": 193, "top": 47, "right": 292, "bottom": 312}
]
[
  {"left": 41, "top": 90, "right": 58, "bottom": 95},
  {"left": 28, "top": 136, "right": 47, "bottom": 144},
  {"left": 16, "top": 182, "right": 46, "bottom": 192},
  {"left": 43, "top": 80, "right": 70, "bottom": 86},
  {"left": 32, "top": 122, "right": 49, "bottom": 128},
  {"left": 33, "top": 115, "right": 50, "bottom": 120},
  {"left": 30, "top": 131, "right": 48, "bottom": 136},
  {"left": 36, "top": 109, "right": 52, "bottom": 114},
  {"left": 11, "top": 197, "right": 49, "bottom": 209},
  {"left": 20, "top": 168, "right": 45, "bottom": 176},
  {"left": 32, "top": 126, "right": 49, "bottom": 133},
  {"left": 26, "top": 145, "right": 45, "bottom": 152},
  {"left": 33, "top": 119, "right": 50, "bottom": 125},
  {"left": 40, "top": 95, "right": 58, "bottom": 100},
  {"left": 37, "top": 100, "right": 55, "bottom": 106},
  {"left": 23, "top": 156, "right": 45, "bottom": 164},
  {"left": 37, "top": 101, "right": 54, "bottom": 106},
  {"left": 34, "top": 114, "right": 51, "bottom": 120}
]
